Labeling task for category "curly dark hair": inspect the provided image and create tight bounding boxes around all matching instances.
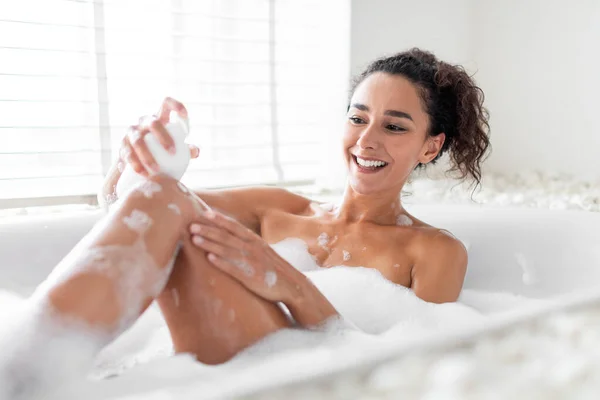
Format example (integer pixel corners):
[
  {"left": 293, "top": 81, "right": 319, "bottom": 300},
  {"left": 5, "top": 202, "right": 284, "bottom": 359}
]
[{"left": 349, "top": 48, "right": 491, "bottom": 188}]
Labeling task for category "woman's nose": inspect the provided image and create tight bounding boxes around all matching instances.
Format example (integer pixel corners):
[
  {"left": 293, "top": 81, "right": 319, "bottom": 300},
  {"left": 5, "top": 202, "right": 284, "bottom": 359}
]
[{"left": 356, "top": 124, "right": 379, "bottom": 149}]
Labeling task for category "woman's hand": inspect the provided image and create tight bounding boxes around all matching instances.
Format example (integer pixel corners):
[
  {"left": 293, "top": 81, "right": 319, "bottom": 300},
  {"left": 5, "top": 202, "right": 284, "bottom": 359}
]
[
  {"left": 189, "top": 210, "right": 339, "bottom": 326},
  {"left": 119, "top": 97, "right": 199, "bottom": 177},
  {"left": 189, "top": 210, "right": 305, "bottom": 304},
  {"left": 99, "top": 97, "right": 199, "bottom": 209}
]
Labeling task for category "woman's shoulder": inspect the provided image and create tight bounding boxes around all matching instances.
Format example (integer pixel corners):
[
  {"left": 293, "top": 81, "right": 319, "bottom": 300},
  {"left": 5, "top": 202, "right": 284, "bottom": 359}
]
[
  {"left": 394, "top": 218, "right": 466, "bottom": 264},
  {"left": 404, "top": 223, "right": 468, "bottom": 303},
  {"left": 409, "top": 221, "right": 466, "bottom": 253}
]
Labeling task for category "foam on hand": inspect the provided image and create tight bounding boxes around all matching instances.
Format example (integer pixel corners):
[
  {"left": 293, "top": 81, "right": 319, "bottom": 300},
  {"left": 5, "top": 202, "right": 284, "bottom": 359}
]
[{"left": 116, "top": 112, "right": 191, "bottom": 198}]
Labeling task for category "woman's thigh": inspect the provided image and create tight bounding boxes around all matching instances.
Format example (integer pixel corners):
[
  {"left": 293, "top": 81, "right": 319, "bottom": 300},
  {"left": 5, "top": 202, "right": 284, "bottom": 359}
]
[{"left": 156, "top": 233, "right": 291, "bottom": 365}]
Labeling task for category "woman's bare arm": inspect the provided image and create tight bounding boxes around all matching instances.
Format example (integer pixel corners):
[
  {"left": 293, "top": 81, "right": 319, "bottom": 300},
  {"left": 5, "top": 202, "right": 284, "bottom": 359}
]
[{"left": 190, "top": 186, "right": 310, "bottom": 233}]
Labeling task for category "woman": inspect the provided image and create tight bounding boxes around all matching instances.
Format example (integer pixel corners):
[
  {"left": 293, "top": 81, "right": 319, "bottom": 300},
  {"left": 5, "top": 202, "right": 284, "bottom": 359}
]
[{"left": 1, "top": 48, "right": 489, "bottom": 398}]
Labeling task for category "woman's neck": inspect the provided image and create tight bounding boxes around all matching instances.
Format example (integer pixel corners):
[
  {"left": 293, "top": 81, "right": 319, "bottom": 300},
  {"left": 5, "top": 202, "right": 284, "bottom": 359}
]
[{"left": 333, "top": 185, "right": 406, "bottom": 226}]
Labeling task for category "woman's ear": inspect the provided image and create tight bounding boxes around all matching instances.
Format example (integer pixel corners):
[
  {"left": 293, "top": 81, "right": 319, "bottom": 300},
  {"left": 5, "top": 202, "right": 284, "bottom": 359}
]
[{"left": 418, "top": 133, "right": 446, "bottom": 164}]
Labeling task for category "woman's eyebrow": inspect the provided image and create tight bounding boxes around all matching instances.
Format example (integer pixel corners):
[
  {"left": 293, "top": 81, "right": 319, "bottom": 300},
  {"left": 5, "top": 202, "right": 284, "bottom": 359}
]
[{"left": 350, "top": 103, "right": 413, "bottom": 121}]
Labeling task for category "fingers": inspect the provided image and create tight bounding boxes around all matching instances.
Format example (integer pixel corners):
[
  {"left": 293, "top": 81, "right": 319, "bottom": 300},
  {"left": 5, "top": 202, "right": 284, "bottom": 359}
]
[
  {"left": 156, "top": 97, "right": 188, "bottom": 123},
  {"left": 190, "top": 223, "right": 248, "bottom": 251},
  {"left": 128, "top": 125, "right": 159, "bottom": 174},
  {"left": 202, "top": 211, "right": 257, "bottom": 241},
  {"left": 138, "top": 116, "right": 176, "bottom": 154},
  {"left": 120, "top": 97, "right": 190, "bottom": 177},
  {"left": 207, "top": 253, "right": 256, "bottom": 278},
  {"left": 148, "top": 119, "right": 176, "bottom": 154},
  {"left": 191, "top": 236, "right": 229, "bottom": 258},
  {"left": 120, "top": 136, "right": 148, "bottom": 177},
  {"left": 189, "top": 144, "right": 200, "bottom": 159}
]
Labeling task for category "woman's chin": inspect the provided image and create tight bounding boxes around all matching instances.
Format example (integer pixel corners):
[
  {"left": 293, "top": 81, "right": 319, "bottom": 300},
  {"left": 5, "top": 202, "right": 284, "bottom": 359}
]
[{"left": 348, "top": 177, "right": 383, "bottom": 195}]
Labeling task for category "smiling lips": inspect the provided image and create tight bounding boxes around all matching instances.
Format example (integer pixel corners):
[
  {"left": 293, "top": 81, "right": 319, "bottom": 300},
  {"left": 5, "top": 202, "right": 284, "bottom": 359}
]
[{"left": 352, "top": 154, "right": 389, "bottom": 172}]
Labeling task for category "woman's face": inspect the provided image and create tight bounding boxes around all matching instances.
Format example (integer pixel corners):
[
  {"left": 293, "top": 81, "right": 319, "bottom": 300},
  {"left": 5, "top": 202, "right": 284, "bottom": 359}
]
[{"left": 343, "top": 72, "right": 445, "bottom": 195}]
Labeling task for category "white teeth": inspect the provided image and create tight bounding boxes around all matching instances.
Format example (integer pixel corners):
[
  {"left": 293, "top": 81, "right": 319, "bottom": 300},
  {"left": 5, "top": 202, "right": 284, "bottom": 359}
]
[{"left": 356, "top": 157, "right": 386, "bottom": 168}]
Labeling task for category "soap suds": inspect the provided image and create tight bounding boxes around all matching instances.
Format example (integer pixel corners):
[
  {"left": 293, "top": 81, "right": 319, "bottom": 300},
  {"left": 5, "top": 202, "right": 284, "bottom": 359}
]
[
  {"left": 320, "top": 203, "right": 337, "bottom": 212},
  {"left": 396, "top": 215, "right": 413, "bottom": 226},
  {"left": 343, "top": 250, "right": 351, "bottom": 261},
  {"left": 264, "top": 271, "right": 278, "bottom": 288},
  {"left": 317, "top": 233, "right": 330, "bottom": 252},
  {"left": 0, "top": 231, "right": 180, "bottom": 398},
  {"left": 232, "top": 259, "right": 255, "bottom": 277},
  {"left": 136, "top": 181, "right": 162, "bottom": 199},
  {"left": 105, "top": 192, "right": 118, "bottom": 206},
  {"left": 167, "top": 203, "right": 181, "bottom": 216},
  {"left": 122, "top": 210, "right": 153, "bottom": 234},
  {"left": 171, "top": 288, "right": 180, "bottom": 308},
  {"left": 0, "top": 236, "right": 549, "bottom": 398},
  {"left": 515, "top": 252, "right": 537, "bottom": 285}
]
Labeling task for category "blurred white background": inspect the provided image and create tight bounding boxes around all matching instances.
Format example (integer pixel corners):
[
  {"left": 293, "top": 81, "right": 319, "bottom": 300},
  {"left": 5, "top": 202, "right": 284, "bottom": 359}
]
[
  {"left": 0, "top": 0, "right": 350, "bottom": 207},
  {"left": 1, "top": 0, "right": 599, "bottom": 210}
]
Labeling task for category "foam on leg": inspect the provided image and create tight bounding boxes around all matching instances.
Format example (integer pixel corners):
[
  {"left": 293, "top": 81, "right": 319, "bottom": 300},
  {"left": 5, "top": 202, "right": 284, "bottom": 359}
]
[{"left": 0, "top": 177, "right": 187, "bottom": 398}]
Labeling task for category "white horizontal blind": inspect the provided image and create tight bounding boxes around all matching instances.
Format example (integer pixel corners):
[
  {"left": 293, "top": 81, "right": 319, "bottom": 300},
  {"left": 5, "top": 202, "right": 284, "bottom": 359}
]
[{"left": 0, "top": 0, "right": 350, "bottom": 204}]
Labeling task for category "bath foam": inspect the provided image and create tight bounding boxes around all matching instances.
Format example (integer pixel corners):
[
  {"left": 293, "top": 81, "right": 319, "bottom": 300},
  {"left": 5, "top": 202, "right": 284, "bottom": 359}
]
[
  {"left": 135, "top": 181, "right": 162, "bottom": 199},
  {"left": 122, "top": 209, "right": 153, "bottom": 234},
  {"left": 317, "top": 233, "right": 330, "bottom": 252},
  {"left": 515, "top": 252, "right": 537, "bottom": 286},
  {"left": 232, "top": 259, "right": 255, "bottom": 277},
  {"left": 171, "top": 288, "right": 180, "bottom": 308},
  {"left": 167, "top": 203, "right": 181, "bottom": 216},
  {"left": 0, "top": 300, "right": 110, "bottom": 400},
  {"left": 264, "top": 271, "right": 277, "bottom": 288},
  {"left": 396, "top": 215, "right": 413, "bottom": 226},
  {"left": 0, "top": 207, "right": 182, "bottom": 398},
  {"left": 33, "top": 237, "right": 176, "bottom": 334},
  {"left": 271, "top": 238, "right": 321, "bottom": 272},
  {"left": 0, "top": 237, "right": 549, "bottom": 399},
  {"left": 343, "top": 250, "right": 351, "bottom": 261}
]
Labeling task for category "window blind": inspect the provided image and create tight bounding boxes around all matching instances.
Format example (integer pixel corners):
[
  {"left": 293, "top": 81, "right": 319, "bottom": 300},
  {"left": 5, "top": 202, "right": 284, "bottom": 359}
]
[{"left": 0, "top": 0, "right": 350, "bottom": 207}]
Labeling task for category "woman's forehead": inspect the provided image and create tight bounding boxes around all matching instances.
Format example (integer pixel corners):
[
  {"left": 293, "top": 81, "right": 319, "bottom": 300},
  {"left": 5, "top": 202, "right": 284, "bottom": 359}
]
[{"left": 351, "top": 72, "right": 424, "bottom": 114}]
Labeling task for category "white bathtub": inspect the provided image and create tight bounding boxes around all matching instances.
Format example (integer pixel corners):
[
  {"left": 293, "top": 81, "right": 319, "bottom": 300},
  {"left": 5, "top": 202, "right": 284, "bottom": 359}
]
[{"left": 1, "top": 204, "right": 600, "bottom": 398}]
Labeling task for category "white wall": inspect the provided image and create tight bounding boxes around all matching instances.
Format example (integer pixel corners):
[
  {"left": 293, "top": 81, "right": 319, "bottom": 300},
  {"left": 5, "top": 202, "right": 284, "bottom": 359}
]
[
  {"left": 473, "top": 0, "right": 600, "bottom": 178},
  {"left": 351, "top": 0, "right": 474, "bottom": 75},
  {"left": 350, "top": 0, "right": 600, "bottom": 179}
]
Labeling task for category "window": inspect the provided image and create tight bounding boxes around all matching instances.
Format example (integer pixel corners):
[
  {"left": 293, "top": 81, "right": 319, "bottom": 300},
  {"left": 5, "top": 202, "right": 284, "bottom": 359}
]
[{"left": 0, "top": 0, "right": 350, "bottom": 208}]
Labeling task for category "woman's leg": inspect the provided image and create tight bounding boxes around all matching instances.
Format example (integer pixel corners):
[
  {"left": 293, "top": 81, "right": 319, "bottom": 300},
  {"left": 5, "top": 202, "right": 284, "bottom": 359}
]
[
  {"left": 156, "top": 229, "right": 292, "bottom": 365},
  {"left": 0, "top": 175, "right": 197, "bottom": 398},
  {"left": 42, "top": 173, "right": 291, "bottom": 355},
  {"left": 39, "top": 175, "right": 193, "bottom": 331},
  {"left": 1, "top": 174, "right": 290, "bottom": 396}
]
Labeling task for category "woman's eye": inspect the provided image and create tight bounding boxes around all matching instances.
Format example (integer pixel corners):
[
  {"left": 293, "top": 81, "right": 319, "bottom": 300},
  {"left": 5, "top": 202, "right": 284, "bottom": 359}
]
[
  {"left": 387, "top": 124, "right": 406, "bottom": 132},
  {"left": 349, "top": 116, "right": 365, "bottom": 124}
]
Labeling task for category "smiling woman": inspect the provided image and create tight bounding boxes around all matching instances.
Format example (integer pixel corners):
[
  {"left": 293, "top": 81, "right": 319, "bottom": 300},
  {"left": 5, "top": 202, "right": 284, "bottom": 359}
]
[
  {"left": 0, "top": 48, "right": 490, "bottom": 399},
  {"left": 345, "top": 48, "right": 490, "bottom": 191}
]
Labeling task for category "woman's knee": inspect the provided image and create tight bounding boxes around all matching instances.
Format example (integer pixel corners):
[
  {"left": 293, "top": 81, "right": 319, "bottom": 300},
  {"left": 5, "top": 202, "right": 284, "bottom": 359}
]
[{"left": 116, "top": 175, "right": 200, "bottom": 224}]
